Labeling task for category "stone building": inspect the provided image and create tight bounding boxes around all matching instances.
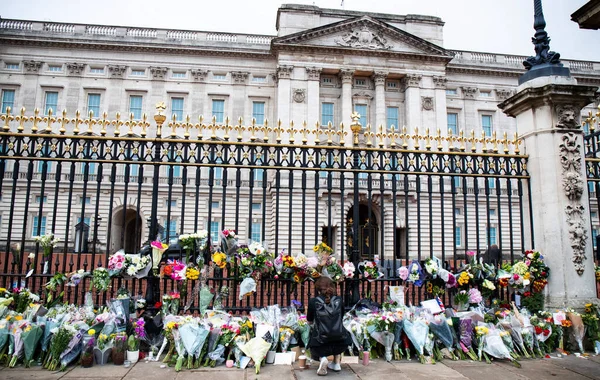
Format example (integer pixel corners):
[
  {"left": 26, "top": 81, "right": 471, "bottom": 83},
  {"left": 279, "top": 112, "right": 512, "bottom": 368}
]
[{"left": 0, "top": 4, "right": 599, "bottom": 262}]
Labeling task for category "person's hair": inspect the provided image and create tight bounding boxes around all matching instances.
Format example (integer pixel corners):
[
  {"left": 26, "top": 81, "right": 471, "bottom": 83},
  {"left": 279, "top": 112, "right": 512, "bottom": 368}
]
[{"left": 315, "top": 276, "right": 336, "bottom": 303}]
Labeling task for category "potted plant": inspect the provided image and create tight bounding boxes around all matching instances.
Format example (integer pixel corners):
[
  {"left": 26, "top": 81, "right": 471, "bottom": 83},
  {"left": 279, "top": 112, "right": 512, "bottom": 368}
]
[
  {"left": 453, "top": 290, "right": 469, "bottom": 311},
  {"left": 112, "top": 332, "right": 127, "bottom": 365},
  {"left": 126, "top": 318, "right": 146, "bottom": 363},
  {"left": 94, "top": 333, "right": 113, "bottom": 365},
  {"left": 81, "top": 332, "right": 95, "bottom": 368}
]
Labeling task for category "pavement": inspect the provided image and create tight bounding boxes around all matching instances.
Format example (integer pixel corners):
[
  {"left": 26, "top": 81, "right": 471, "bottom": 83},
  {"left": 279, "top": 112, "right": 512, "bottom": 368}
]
[{"left": 2, "top": 354, "right": 600, "bottom": 380}]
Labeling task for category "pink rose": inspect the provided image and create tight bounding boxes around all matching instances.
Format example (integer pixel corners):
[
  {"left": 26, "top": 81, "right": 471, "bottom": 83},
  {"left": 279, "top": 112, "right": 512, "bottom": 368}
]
[
  {"left": 116, "top": 262, "right": 123, "bottom": 270},
  {"left": 398, "top": 266, "right": 409, "bottom": 281},
  {"left": 466, "top": 251, "right": 476, "bottom": 257},
  {"left": 513, "top": 274, "right": 519, "bottom": 280}
]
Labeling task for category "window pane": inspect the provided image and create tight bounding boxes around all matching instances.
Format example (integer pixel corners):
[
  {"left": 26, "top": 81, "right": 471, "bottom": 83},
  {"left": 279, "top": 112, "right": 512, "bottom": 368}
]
[
  {"left": 87, "top": 94, "right": 101, "bottom": 118},
  {"left": 447, "top": 113, "right": 458, "bottom": 135},
  {"left": 322, "top": 103, "right": 334, "bottom": 126},
  {"left": 354, "top": 104, "right": 367, "bottom": 127},
  {"left": 212, "top": 100, "right": 224, "bottom": 123},
  {"left": 455, "top": 226, "right": 461, "bottom": 247},
  {"left": 32, "top": 216, "right": 47, "bottom": 236},
  {"left": 252, "top": 203, "right": 261, "bottom": 211},
  {"left": 44, "top": 92, "right": 58, "bottom": 115},
  {"left": 171, "top": 97, "right": 184, "bottom": 121},
  {"left": 1, "top": 89, "right": 15, "bottom": 113},
  {"left": 482, "top": 115, "right": 492, "bottom": 136},
  {"left": 252, "top": 102, "right": 265, "bottom": 125},
  {"left": 129, "top": 95, "right": 143, "bottom": 120},
  {"left": 489, "top": 227, "right": 497, "bottom": 245},
  {"left": 210, "top": 221, "right": 220, "bottom": 243},
  {"left": 167, "top": 219, "right": 177, "bottom": 241},
  {"left": 386, "top": 107, "right": 398, "bottom": 129},
  {"left": 251, "top": 222, "right": 261, "bottom": 242}
]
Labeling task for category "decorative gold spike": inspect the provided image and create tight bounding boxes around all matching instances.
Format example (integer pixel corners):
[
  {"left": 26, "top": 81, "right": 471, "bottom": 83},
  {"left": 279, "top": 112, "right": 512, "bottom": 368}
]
[
  {"left": 401, "top": 126, "right": 409, "bottom": 149},
  {"left": 16, "top": 107, "right": 27, "bottom": 132},
  {"left": 469, "top": 130, "right": 477, "bottom": 152},
  {"left": 314, "top": 121, "right": 321, "bottom": 145},
  {"left": 375, "top": 125, "right": 385, "bottom": 148},
  {"left": 248, "top": 118, "right": 257, "bottom": 142},
  {"left": 388, "top": 125, "right": 398, "bottom": 148},
  {"left": 458, "top": 129, "right": 466, "bottom": 151},
  {"left": 31, "top": 108, "right": 42, "bottom": 133},
  {"left": 168, "top": 114, "right": 179, "bottom": 137},
  {"left": 44, "top": 108, "right": 57, "bottom": 133},
  {"left": 263, "top": 119, "right": 270, "bottom": 142},
  {"left": 98, "top": 111, "right": 110, "bottom": 136},
  {"left": 434, "top": 128, "right": 443, "bottom": 151},
  {"left": 181, "top": 115, "right": 193, "bottom": 139},
  {"left": 140, "top": 113, "right": 149, "bottom": 138},
  {"left": 492, "top": 131, "right": 498, "bottom": 153},
  {"left": 424, "top": 128, "right": 431, "bottom": 151},
  {"left": 234, "top": 117, "right": 244, "bottom": 141},
  {"left": 223, "top": 116, "right": 232, "bottom": 140},
  {"left": 350, "top": 112, "right": 361, "bottom": 146},
  {"left": 274, "top": 119, "right": 284, "bottom": 143},
  {"left": 325, "top": 122, "right": 336, "bottom": 145},
  {"left": 84, "top": 110, "right": 96, "bottom": 134},
  {"left": 72, "top": 110, "right": 82, "bottom": 134},
  {"left": 154, "top": 102, "right": 167, "bottom": 137},
  {"left": 1, "top": 106, "right": 14, "bottom": 131},
  {"left": 58, "top": 110, "right": 70, "bottom": 134},
  {"left": 513, "top": 132, "right": 521, "bottom": 154},
  {"left": 446, "top": 128, "right": 455, "bottom": 150},
  {"left": 301, "top": 121, "right": 309, "bottom": 145},
  {"left": 196, "top": 115, "right": 205, "bottom": 140},
  {"left": 364, "top": 123, "right": 374, "bottom": 147},
  {"left": 287, "top": 121, "right": 297, "bottom": 144},
  {"left": 337, "top": 122, "right": 347, "bottom": 146},
  {"left": 480, "top": 130, "right": 488, "bottom": 152},
  {"left": 209, "top": 115, "right": 219, "bottom": 139},
  {"left": 502, "top": 131, "right": 509, "bottom": 153}
]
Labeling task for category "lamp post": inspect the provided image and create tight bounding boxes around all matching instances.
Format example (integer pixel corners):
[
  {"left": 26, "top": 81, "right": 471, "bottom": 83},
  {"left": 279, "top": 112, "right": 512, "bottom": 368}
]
[{"left": 350, "top": 111, "right": 362, "bottom": 305}]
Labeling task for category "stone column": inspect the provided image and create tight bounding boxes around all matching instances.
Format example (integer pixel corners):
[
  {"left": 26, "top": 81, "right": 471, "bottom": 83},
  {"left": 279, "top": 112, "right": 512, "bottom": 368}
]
[
  {"left": 499, "top": 76, "right": 599, "bottom": 309},
  {"left": 340, "top": 69, "right": 354, "bottom": 138},
  {"left": 373, "top": 71, "right": 387, "bottom": 132},
  {"left": 306, "top": 67, "right": 321, "bottom": 144},
  {"left": 276, "top": 65, "right": 293, "bottom": 127},
  {"left": 403, "top": 74, "right": 422, "bottom": 135}
]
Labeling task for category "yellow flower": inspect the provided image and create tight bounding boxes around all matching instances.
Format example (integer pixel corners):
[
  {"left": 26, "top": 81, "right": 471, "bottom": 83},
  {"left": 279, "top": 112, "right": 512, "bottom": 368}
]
[
  {"left": 585, "top": 303, "right": 592, "bottom": 308},
  {"left": 524, "top": 272, "right": 530, "bottom": 280},
  {"left": 88, "top": 329, "right": 96, "bottom": 335},
  {"left": 313, "top": 246, "right": 318, "bottom": 252},
  {"left": 15, "top": 316, "right": 23, "bottom": 321},
  {"left": 293, "top": 274, "right": 301, "bottom": 283},
  {"left": 186, "top": 267, "right": 200, "bottom": 280},
  {"left": 0, "top": 288, "right": 6, "bottom": 293}
]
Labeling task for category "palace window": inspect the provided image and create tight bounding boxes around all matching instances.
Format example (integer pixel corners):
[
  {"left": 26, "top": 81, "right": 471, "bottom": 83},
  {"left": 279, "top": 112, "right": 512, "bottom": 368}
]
[
  {"left": 171, "top": 97, "right": 184, "bottom": 121},
  {"left": 87, "top": 93, "right": 101, "bottom": 118},
  {"left": 131, "top": 69, "right": 145, "bottom": 76},
  {"left": 172, "top": 71, "right": 186, "bottom": 79},
  {"left": 32, "top": 215, "right": 47, "bottom": 236},
  {"left": 387, "top": 107, "right": 398, "bottom": 129},
  {"left": 447, "top": 113, "right": 458, "bottom": 135},
  {"left": 90, "top": 67, "right": 105, "bottom": 74},
  {"left": 5, "top": 63, "right": 19, "bottom": 70},
  {"left": 354, "top": 104, "right": 367, "bottom": 127},
  {"left": 252, "top": 101, "right": 265, "bottom": 125},
  {"left": 1, "top": 89, "right": 15, "bottom": 113},
  {"left": 44, "top": 91, "right": 58, "bottom": 115},
  {"left": 251, "top": 222, "right": 262, "bottom": 242},
  {"left": 212, "top": 99, "right": 225, "bottom": 123},
  {"left": 251, "top": 76, "right": 267, "bottom": 83},
  {"left": 481, "top": 115, "right": 493, "bottom": 136},
  {"left": 321, "top": 103, "right": 334, "bottom": 127},
  {"left": 446, "top": 88, "right": 457, "bottom": 96},
  {"left": 48, "top": 65, "right": 62, "bottom": 72},
  {"left": 129, "top": 95, "right": 143, "bottom": 120}
]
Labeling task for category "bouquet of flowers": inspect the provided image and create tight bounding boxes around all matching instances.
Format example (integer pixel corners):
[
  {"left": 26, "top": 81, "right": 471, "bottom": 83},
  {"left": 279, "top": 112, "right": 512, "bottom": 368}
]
[
  {"left": 179, "top": 319, "right": 209, "bottom": 369},
  {"left": 211, "top": 251, "right": 228, "bottom": 270},
  {"left": 313, "top": 242, "right": 333, "bottom": 265},
  {"left": 108, "top": 250, "right": 126, "bottom": 276},
  {"left": 343, "top": 261, "right": 356, "bottom": 279},
  {"left": 151, "top": 240, "right": 168, "bottom": 275},
  {"left": 90, "top": 267, "right": 111, "bottom": 291},
  {"left": 403, "top": 318, "right": 429, "bottom": 363},
  {"left": 240, "top": 336, "right": 271, "bottom": 374},
  {"left": 22, "top": 321, "right": 43, "bottom": 367},
  {"left": 44, "top": 325, "right": 75, "bottom": 371},
  {"left": 428, "top": 315, "right": 457, "bottom": 360},
  {"left": 179, "top": 230, "right": 208, "bottom": 264},
  {"left": 566, "top": 309, "right": 586, "bottom": 353},
  {"left": 221, "top": 229, "right": 239, "bottom": 255},
  {"left": 123, "top": 254, "right": 152, "bottom": 278},
  {"left": 34, "top": 232, "right": 60, "bottom": 257},
  {"left": 405, "top": 260, "right": 425, "bottom": 286},
  {"left": 474, "top": 325, "right": 491, "bottom": 363},
  {"left": 453, "top": 290, "right": 469, "bottom": 310},
  {"left": 360, "top": 260, "right": 383, "bottom": 281},
  {"left": 468, "top": 288, "right": 483, "bottom": 306},
  {"left": 322, "top": 261, "right": 344, "bottom": 283}
]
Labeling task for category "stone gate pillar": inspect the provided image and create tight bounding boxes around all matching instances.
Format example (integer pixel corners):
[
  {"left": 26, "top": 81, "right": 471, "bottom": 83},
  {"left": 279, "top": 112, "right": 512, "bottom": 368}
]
[{"left": 499, "top": 76, "right": 598, "bottom": 308}]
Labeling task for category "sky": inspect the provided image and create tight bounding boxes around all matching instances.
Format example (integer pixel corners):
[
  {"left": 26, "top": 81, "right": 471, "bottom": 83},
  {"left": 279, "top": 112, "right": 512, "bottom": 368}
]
[{"left": 3, "top": 0, "right": 599, "bottom": 61}]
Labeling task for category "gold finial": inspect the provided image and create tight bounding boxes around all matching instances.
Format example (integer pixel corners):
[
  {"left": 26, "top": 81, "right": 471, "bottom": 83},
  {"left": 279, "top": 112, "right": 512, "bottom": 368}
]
[
  {"left": 513, "top": 132, "right": 521, "bottom": 154},
  {"left": 502, "top": 131, "right": 509, "bottom": 153},
  {"left": 44, "top": 108, "right": 57, "bottom": 133},
  {"left": 197, "top": 115, "right": 205, "bottom": 140},
  {"left": 235, "top": 117, "right": 244, "bottom": 141},
  {"left": 338, "top": 122, "right": 348, "bottom": 146},
  {"left": 388, "top": 125, "right": 398, "bottom": 148},
  {"left": 1, "top": 106, "right": 14, "bottom": 131},
  {"left": 249, "top": 118, "right": 257, "bottom": 142},
  {"left": 263, "top": 119, "right": 270, "bottom": 142},
  {"left": 350, "top": 112, "right": 362, "bottom": 146},
  {"left": 492, "top": 131, "right": 498, "bottom": 153},
  {"left": 16, "top": 107, "right": 27, "bottom": 132},
  {"left": 140, "top": 113, "right": 149, "bottom": 137},
  {"left": 209, "top": 115, "right": 218, "bottom": 139},
  {"left": 72, "top": 110, "right": 82, "bottom": 134},
  {"left": 447, "top": 128, "right": 455, "bottom": 151},
  {"left": 154, "top": 102, "right": 167, "bottom": 137},
  {"left": 274, "top": 119, "right": 284, "bottom": 143},
  {"left": 364, "top": 123, "right": 374, "bottom": 147},
  {"left": 287, "top": 120, "right": 297, "bottom": 144},
  {"left": 314, "top": 121, "right": 321, "bottom": 145},
  {"left": 481, "top": 130, "right": 488, "bottom": 152},
  {"left": 223, "top": 116, "right": 232, "bottom": 140},
  {"left": 434, "top": 128, "right": 443, "bottom": 151},
  {"left": 411, "top": 127, "right": 420, "bottom": 149},
  {"left": 98, "top": 111, "right": 109, "bottom": 136},
  {"left": 182, "top": 115, "right": 193, "bottom": 139},
  {"left": 401, "top": 126, "right": 409, "bottom": 149},
  {"left": 458, "top": 129, "right": 466, "bottom": 151},
  {"left": 469, "top": 129, "right": 476, "bottom": 152},
  {"left": 58, "top": 109, "right": 70, "bottom": 134},
  {"left": 84, "top": 110, "right": 96, "bottom": 134},
  {"left": 325, "top": 122, "right": 336, "bottom": 145},
  {"left": 169, "top": 114, "right": 179, "bottom": 138},
  {"left": 424, "top": 128, "right": 432, "bottom": 151},
  {"left": 375, "top": 125, "right": 385, "bottom": 148},
  {"left": 32, "top": 108, "right": 42, "bottom": 133},
  {"left": 301, "top": 121, "right": 308, "bottom": 145}
]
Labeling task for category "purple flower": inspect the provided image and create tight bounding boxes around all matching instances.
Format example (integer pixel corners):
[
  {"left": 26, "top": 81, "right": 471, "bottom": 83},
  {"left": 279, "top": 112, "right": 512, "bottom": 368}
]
[
  {"left": 291, "top": 300, "right": 302, "bottom": 309},
  {"left": 398, "top": 266, "right": 409, "bottom": 281}
]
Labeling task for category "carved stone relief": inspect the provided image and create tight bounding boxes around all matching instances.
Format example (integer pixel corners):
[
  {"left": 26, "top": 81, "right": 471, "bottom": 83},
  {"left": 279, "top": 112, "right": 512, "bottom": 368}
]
[
  {"left": 276, "top": 65, "right": 293, "bottom": 80},
  {"left": 461, "top": 86, "right": 477, "bottom": 98},
  {"left": 66, "top": 62, "right": 85, "bottom": 75},
  {"left": 495, "top": 88, "right": 514, "bottom": 100},
  {"left": 108, "top": 65, "right": 127, "bottom": 78},
  {"left": 565, "top": 204, "right": 588, "bottom": 275},
  {"left": 231, "top": 71, "right": 249, "bottom": 84},
  {"left": 421, "top": 96, "right": 434, "bottom": 111},
  {"left": 372, "top": 71, "right": 387, "bottom": 86},
  {"left": 432, "top": 76, "right": 447, "bottom": 88},
  {"left": 23, "top": 60, "right": 43, "bottom": 73},
  {"left": 339, "top": 69, "right": 354, "bottom": 84},
  {"left": 150, "top": 66, "right": 167, "bottom": 79},
  {"left": 292, "top": 88, "right": 306, "bottom": 103},
  {"left": 305, "top": 67, "right": 322, "bottom": 81},
  {"left": 190, "top": 68, "right": 208, "bottom": 82},
  {"left": 335, "top": 25, "right": 392, "bottom": 50},
  {"left": 556, "top": 105, "right": 578, "bottom": 129},
  {"left": 402, "top": 74, "right": 422, "bottom": 88}
]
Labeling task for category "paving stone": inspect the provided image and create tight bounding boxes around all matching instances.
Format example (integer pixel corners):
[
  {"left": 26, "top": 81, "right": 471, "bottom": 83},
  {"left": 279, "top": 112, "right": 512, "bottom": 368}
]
[
  {"left": 295, "top": 362, "right": 358, "bottom": 380},
  {"left": 496, "top": 358, "right": 592, "bottom": 380},
  {"left": 349, "top": 360, "right": 410, "bottom": 380},
  {"left": 545, "top": 355, "right": 600, "bottom": 380},
  {"left": 62, "top": 364, "right": 133, "bottom": 378},
  {"left": 0, "top": 366, "right": 69, "bottom": 380},
  {"left": 392, "top": 361, "right": 468, "bottom": 380},
  {"left": 445, "top": 362, "right": 527, "bottom": 380}
]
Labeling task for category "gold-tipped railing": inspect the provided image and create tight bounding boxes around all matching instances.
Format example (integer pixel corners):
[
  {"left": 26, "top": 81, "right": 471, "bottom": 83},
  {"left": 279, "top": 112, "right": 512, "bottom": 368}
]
[{"left": 0, "top": 103, "right": 524, "bottom": 155}]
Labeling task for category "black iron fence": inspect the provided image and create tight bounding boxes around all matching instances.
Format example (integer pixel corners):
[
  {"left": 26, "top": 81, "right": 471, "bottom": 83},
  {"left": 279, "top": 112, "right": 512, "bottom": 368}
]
[{"left": 0, "top": 106, "right": 532, "bottom": 312}]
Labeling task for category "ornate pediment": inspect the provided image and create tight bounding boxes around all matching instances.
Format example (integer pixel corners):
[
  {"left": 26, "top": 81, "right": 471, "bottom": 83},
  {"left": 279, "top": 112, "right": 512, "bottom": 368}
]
[{"left": 272, "top": 16, "right": 452, "bottom": 60}]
